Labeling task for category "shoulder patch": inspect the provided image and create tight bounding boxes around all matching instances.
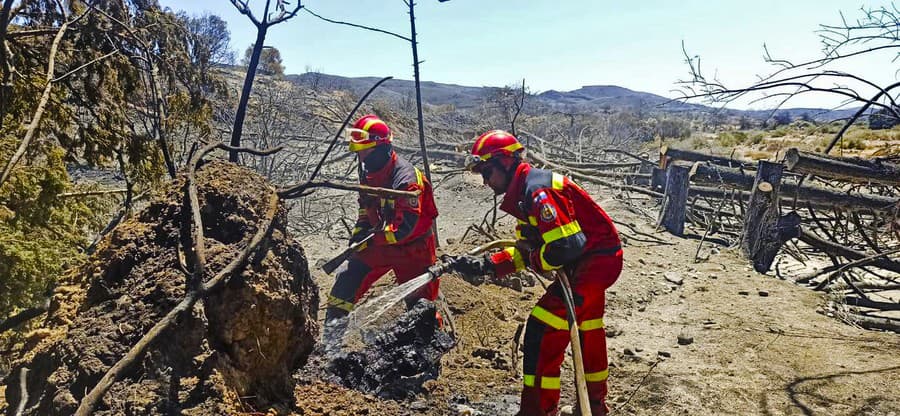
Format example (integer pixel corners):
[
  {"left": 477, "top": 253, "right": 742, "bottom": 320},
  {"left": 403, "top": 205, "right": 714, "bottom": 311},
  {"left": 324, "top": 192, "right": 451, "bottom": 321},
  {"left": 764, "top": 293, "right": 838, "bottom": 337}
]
[
  {"left": 533, "top": 191, "right": 549, "bottom": 205},
  {"left": 539, "top": 203, "right": 557, "bottom": 223}
]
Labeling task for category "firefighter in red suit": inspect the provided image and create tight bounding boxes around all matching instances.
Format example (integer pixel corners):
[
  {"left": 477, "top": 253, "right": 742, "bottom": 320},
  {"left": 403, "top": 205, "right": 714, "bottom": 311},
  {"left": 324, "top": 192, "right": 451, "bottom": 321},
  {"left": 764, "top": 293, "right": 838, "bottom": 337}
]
[
  {"left": 454, "top": 130, "right": 622, "bottom": 416},
  {"left": 323, "top": 114, "right": 440, "bottom": 339}
]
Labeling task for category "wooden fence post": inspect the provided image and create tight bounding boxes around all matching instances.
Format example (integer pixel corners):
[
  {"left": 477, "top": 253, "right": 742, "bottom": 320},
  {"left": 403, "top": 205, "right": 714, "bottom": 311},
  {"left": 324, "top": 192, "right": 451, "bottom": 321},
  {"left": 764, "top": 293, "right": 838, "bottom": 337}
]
[
  {"left": 741, "top": 160, "right": 785, "bottom": 273},
  {"left": 650, "top": 167, "right": 667, "bottom": 193},
  {"left": 658, "top": 165, "right": 689, "bottom": 236}
]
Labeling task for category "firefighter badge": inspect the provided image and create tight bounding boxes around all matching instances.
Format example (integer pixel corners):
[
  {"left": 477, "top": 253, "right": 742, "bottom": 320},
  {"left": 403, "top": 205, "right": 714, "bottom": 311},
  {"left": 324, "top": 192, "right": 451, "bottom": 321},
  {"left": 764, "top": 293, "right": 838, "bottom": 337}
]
[{"left": 539, "top": 203, "right": 557, "bottom": 223}]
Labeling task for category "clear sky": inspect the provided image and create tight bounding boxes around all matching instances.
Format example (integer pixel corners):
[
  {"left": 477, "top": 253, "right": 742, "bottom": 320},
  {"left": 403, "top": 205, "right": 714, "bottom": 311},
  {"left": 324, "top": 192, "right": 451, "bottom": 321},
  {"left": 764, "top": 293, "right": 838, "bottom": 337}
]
[{"left": 160, "top": 1, "right": 897, "bottom": 109}]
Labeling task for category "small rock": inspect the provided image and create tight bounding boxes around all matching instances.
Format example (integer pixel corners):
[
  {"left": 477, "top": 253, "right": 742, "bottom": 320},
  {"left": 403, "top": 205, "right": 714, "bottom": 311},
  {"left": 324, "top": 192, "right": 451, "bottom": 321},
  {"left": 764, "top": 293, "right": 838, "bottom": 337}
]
[
  {"left": 664, "top": 272, "right": 683, "bottom": 285},
  {"left": 410, "top": 400, "right": 428, "bottom": 410},
  {"left": 452, "top": 404, "right": 482, "bottom": 416},
  {"left": 638, "top": 258, "right": 647, "bottom": 265},
  {"left": 623, "top": 348, "right": 635, "bottom": 356},
  {"left": 446, "top": 238, "right": 457, "bottom": 245},
  {"left": 738, "top": 290, "right": 750, "bottom": 296},
  {"left": 559, "top": 405, "right": 575, "bottom": 415},
  {"left": 677, "top": 334, "right": 694, "bottom": 345},
  {"left": 658, "top": 350, "right": 672, "bottom": 358},
  {"left": 638, "top": 306, "right": 647, "bottom": 312},
  {"left": 758, "top": 290, "right": 769, "bottom": 297},
  {"left": 634, "top": 347, "right": 644, "bottom": 353},
  {"left": 606, "top": 326, "right": 622, "bottom": 338}
]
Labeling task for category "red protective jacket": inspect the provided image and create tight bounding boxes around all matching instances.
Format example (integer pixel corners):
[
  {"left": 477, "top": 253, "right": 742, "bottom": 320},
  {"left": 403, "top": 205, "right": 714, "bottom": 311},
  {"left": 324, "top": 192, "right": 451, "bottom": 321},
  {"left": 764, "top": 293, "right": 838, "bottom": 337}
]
[
  {"left": 352, "top": 151, "right": 438, "bottom": 247},
  {"left": 490, "top": 162, "right": 620, "bottom": 276}
]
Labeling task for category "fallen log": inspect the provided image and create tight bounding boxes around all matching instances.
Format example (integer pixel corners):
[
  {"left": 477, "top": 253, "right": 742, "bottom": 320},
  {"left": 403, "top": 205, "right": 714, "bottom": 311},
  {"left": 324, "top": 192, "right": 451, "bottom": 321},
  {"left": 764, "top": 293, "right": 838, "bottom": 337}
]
[
  {"left": 844, "top": 313, "right": 900, "bottom": 332},
  {"left": 661, "top": 145, "right": 747, "bottom": 168},
  {"left": 527, "top": 152, "right": 662, "bottom": 198},
  {"left": 785, "top": 148, "right": 900, "bottom": 186},
  {"left": 689, "top": 163, "right": 899, "bottom": 214},
  {"left": 844, "top": 296, "right": 900, "bottom": 311},
  {"left": 798, "top": 230, "right": 900, "bottom": 274}
]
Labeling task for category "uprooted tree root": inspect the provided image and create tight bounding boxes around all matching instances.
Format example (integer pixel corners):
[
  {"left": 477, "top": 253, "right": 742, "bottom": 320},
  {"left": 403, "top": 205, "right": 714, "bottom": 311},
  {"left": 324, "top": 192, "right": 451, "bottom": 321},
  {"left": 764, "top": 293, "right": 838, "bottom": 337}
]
[{"left": 3, "top": 161, "right": 319, "bottom": 415}]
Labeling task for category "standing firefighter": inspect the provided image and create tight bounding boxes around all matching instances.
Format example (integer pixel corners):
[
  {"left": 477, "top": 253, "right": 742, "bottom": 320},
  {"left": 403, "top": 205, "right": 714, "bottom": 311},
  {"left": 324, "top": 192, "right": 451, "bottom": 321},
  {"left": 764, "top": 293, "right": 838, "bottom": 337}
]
[
  {"left": 324, "top": 114, "right": 440, "bottom": 339},
  {"left": 454, "top": 130, "right": 622, "bottom": 416}
]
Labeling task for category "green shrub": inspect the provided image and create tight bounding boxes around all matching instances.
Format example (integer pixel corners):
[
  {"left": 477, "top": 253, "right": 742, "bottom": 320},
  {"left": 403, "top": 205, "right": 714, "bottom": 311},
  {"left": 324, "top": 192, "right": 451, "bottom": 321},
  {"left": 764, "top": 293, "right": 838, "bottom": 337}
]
[{"left": 715, "top": 131, "right": 748, "bottom": 147}]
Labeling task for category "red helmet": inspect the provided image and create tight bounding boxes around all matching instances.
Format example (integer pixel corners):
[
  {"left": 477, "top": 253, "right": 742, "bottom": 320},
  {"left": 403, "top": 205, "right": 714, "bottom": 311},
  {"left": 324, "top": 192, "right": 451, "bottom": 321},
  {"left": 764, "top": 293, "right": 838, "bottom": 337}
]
[
  {"left": 348, "top": 114, "right": 392, "bottom": 152},
  {"left": 466, "top": 130, "right": 524, "bottom": 171}
]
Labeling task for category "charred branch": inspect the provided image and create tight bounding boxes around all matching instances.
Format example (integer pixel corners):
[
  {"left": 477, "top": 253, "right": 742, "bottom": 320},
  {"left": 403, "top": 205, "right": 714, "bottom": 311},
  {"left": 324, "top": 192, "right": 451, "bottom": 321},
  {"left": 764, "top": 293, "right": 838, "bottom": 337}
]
[{"left": 785, "top": 148, "right": 900, "bottom": 186}]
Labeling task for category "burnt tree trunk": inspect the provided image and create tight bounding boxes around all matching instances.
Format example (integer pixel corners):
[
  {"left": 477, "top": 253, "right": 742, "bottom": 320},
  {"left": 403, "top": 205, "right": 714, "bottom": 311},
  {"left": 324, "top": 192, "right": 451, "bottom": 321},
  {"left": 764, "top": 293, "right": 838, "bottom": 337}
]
[
  {"left": 741, "top": 161, "right": 784, "bottom": 273},
  {"left": 785, "top": 148, "right": 900, "bottom": 186},
  {"left": 658, "top": 165, "right": 690, "bottom": 236}
]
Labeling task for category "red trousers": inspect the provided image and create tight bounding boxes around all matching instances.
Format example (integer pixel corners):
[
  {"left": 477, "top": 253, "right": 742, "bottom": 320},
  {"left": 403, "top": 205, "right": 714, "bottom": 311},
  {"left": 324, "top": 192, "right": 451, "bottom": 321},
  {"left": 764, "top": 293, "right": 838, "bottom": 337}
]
[
  {"left": 519, "top": 250, "right": 622, "bottom": 416},
  {"left": 326, "top": 234, "right": 439, "bottom": 318}
]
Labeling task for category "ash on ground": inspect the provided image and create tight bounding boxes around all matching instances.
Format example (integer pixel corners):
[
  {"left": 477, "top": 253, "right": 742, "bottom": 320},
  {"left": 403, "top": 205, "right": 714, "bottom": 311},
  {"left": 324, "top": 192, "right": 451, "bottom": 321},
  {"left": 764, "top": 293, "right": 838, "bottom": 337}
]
[{"left": 300, "top": 300, "right": 455, "bottom": 401}]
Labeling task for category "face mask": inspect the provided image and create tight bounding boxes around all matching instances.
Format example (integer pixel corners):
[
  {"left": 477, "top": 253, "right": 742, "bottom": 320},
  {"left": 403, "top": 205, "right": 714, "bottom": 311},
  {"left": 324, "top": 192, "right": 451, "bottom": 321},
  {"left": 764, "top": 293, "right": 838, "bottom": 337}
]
[{"left": 363, "top": 145, "right": 392, "bottom": 171}]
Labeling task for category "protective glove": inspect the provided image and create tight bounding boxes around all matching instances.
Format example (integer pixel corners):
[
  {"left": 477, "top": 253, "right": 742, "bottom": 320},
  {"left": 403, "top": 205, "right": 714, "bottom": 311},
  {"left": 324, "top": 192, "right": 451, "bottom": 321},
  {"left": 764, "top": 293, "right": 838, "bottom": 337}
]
[{"left": 451, "top": 254, "right": 494, "bottom": 285}]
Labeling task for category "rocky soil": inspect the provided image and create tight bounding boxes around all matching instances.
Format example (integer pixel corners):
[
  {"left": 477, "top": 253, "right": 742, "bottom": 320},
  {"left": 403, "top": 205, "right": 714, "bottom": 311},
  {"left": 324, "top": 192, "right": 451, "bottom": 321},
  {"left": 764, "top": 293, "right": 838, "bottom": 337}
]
[
  {"left": 299, "top": 170, "right": 900, "bottom": 415},
  {"left": 2, "top": 158, "right": 898, "bottom": 416}
]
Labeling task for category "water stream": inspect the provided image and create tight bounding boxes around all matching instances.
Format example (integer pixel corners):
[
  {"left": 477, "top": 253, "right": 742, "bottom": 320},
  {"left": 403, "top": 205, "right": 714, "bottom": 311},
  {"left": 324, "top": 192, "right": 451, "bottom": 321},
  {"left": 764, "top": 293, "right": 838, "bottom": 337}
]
[{"left": 345, "top": 272, "right": 433, "bottom": 336}]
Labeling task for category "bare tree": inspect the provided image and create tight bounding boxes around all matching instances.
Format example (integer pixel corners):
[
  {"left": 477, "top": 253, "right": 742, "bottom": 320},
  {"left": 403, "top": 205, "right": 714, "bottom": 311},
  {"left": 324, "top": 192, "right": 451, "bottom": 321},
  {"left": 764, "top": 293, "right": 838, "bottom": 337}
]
[
  {"left": 228, "top": 0, "right": 303, "bottom": 162},
  {"left": 677, "top": 5, "right": 900, "bottom": 154}
]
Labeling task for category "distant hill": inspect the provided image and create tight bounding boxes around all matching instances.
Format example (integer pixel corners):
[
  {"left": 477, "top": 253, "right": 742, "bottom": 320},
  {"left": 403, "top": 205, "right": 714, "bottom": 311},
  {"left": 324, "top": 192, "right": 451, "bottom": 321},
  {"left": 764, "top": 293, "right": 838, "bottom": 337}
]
[
  {"left": 535, "top": 85, "right": 708, "bottom": 113},
  {"left": 278, "top": 69, "right": 859, "bottom": 121}
]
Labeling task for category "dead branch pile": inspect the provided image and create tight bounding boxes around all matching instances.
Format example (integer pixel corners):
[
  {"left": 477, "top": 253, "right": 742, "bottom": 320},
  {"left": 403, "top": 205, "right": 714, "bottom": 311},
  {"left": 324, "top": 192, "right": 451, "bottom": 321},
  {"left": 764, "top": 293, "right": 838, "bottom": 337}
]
[{"left": 526, "top": 144, "right": 900, "bottom": 332}]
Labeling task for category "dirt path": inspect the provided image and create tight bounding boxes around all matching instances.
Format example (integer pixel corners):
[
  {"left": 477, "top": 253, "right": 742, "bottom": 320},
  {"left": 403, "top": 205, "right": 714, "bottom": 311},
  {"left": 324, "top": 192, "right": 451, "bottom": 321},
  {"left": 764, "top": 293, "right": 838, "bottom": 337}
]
[{"left": 298, "top": 171, "right": 900, "bottom": 415}]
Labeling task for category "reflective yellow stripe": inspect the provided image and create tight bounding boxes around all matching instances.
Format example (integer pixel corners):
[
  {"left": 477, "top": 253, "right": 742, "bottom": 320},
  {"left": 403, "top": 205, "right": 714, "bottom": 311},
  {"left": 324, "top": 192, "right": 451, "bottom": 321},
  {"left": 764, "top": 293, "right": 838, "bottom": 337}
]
[
  {"left": 504, "top": 247, "right": 525, "bottom": 271},
  {"left": 383, "top": 225, "right": 397, "bottom": 244},
  {"left": 414, "top": 168, "right": 424, "bottom": 186},
  {"left": 539, "top": 244, "right": 561, "bottom": 271},
  {"left": 523, "top": 374, "right": 535, "bottom": 387},
  {"left": 541, "top": 376, "right": 560, "bottom": 389},
  {"left": 380, "top": 199, "right": 395, "bottom": 207},
  {"left": 475, "top": 135, "right": 489, "bottom": 153},
  {"left": 362, "top": 118, "right": 383, "bottom": 132},
  {"left": 541, "top": 221, "right": 582, "bottom": 243},
  {"left": 531, "top": 306, "right": 568, "bottom": 330},
  {"left": 326, "top": 295, "right": 355, "bottom": 312},
  {"left": 528, "top": 216, "right": 538, "bottom": 226},
  {"left": 580, "top": 317, "right": 605, "bottom": 331},
  {"left": 585, "top": 369, "right": 609, "bottom": 382},
  {"left": 552, "top": 172, "right": 564, "bottom": 190},
  {"left": 355, "top": 241, "right": 368, "bottom": 251},
  {"left": 515, "top": 228, "right": 524, "bottom": 239},
  {"left": 479, "top": 142, "right": 522, "bottom": 160},
  {"left": 522, "top": 375, "right": 561, "bottom": 389}
]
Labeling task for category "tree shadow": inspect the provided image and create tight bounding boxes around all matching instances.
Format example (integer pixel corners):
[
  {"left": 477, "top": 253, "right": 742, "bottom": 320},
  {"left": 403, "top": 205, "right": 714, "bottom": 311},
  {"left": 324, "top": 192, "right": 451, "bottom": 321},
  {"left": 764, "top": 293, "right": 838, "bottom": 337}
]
[{"left": 782, "top": 365, "right": 900, "bottom": 415}]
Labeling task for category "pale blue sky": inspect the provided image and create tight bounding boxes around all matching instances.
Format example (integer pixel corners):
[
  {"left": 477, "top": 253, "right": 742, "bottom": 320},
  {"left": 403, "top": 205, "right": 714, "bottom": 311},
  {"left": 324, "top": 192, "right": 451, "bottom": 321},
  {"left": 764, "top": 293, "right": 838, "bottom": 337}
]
[{"left": 161, "top": 1, "right": 897, "bottom": 109}]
